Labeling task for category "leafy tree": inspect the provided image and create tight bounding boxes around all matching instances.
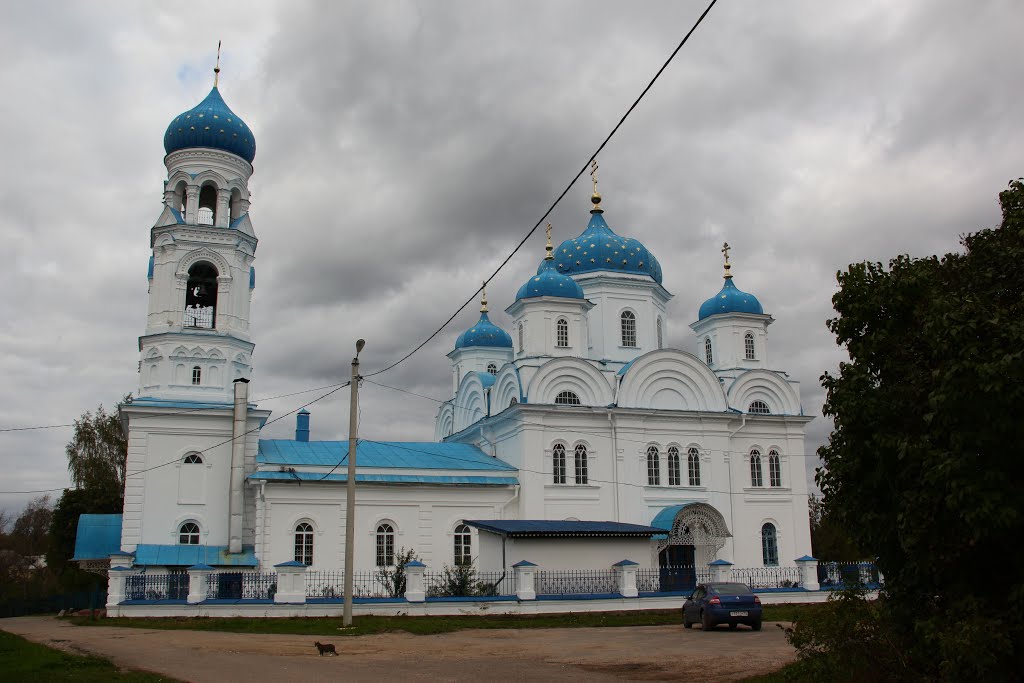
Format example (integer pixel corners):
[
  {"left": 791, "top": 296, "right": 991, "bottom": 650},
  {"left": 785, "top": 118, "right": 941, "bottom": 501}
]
[
  {"left": 807, "top": 494, "right": 863, "bottom": 561},
  {"left": 9, "top": 496, "right": 53, "bottom": 557},
  {"left": 814, "top": 180, "right": 1024, "bottom": 678},
  {"left": 65, "top": 402, "right": 128, "bottom": 500}
]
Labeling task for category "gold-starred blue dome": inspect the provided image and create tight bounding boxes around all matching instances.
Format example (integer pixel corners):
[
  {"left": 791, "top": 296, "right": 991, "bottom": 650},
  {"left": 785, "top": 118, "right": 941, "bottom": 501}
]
[
  {"left": 163, "top": 86, "right": 256, "bottom": 164},
  {"left": 553, "top": 211, "right": 663, "bottom": 284},
  {"left": 454, "top": 312, "right": 513, "bottom": 349}
]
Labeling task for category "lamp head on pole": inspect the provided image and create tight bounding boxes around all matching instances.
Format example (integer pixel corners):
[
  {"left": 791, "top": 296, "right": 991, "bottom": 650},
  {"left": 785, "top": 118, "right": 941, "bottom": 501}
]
[{"left": 355, "top": 339, "right": 366, "bottom": 355}]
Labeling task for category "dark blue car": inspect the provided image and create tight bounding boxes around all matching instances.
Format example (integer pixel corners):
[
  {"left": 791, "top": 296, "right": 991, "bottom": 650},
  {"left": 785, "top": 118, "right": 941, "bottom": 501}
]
[{"left": 682, "top": 582, "right": 762, "bottom": 631}]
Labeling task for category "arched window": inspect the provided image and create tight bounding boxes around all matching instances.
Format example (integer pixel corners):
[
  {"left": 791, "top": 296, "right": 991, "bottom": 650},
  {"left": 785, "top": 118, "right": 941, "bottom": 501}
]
[
  {"left": 748, "top": 400, "right": 771, "bottom": 414},
  {"left": 197, "top": 183, "right": 217, "bottom": 225},
  {"left": 656, "top": 317, "right": 664, "bottom": 350},
  {"left": 486, "top": 363, "right": 498, "bottom": 376},
  {"left": 192, "top": 366, "right": 202, "bottom": 385},
  {"left": 688, "top": 447, "right": 702, "bottom": 486},
  {"left": 509, "top": 397, "right": 518, "bottom": 407},
  {"left": 376, "top": 523, "right": 395, "bottom": 567},
  {"left": 574, "top": 444, "right": 588, "bottom": 485},
  {"left": 704, "top": 337, "right": 713, "bottom": 365},
  {"left": 555, "top": 390, "right": 580, "bottom": 406},
  {"left": 769, "top": 450, "right": 782, "bottom": 487},
  {"left": 556, "top": 318, "right": 569, "bottom": 348},
  {"left": 454, "top": 524, "right": 472, "bottom": 566},
  {"left": 646, "top": 446, "right": 660, "bottom": 486},
  {"left": 552, "top": 443, "right": 567, "bottom": 484},
  {"left": 762, "top": 523, "right": 779, "bottom": 566},
  {"left": 294, "top": 522, "right": 314, "bottom": 566},
  {"left": 178, "top": 522, "right": 200, "bottom": 545},
  {"left": 744, "top": 332, "right": 756, "bottom": 360},
  {"left": 518, "top": 323, "right": 524, "bottom": 352},
  {"left": 183, "top": 453, "right": 203, "bottom": 464},
  {"left": 750, "top": 450, "right": 763, "bottom": 487},
  {"left": 667, "top": 446, "right": 681, "bottom": 486},
  {"left": 185, "top": 262, "right": 218, "bottom": 329},
  {"left": 620, "top": 311, "right": 637, "bottom": 347}
]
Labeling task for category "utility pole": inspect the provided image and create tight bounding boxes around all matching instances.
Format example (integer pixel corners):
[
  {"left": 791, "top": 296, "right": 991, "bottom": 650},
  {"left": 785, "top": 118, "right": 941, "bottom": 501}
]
[{"left": 342, "top": 338, "right": 365, "bottom": 627}]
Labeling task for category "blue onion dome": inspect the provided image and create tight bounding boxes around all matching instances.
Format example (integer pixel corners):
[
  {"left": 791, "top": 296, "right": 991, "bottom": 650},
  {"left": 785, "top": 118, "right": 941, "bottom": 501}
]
[
  {"left": 454, "top": 312, "right": 513, "bottom": 349},
  {"left": 553, "top": 210, "right": 663, "bottom": 284},
  {"left": 516, "top": 257, "right": 586, "bottom": 301},
  {"left": 698, "top": 277, "right": 763, "bottom": 320},
  {"left": 164, "top": 86, "right": 256, "bottom": 163}
]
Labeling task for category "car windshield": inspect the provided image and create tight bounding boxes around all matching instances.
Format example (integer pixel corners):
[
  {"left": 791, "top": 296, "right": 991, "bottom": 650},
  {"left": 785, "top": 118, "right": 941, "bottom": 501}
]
[{"left": 710, "top": 583, "right": 752, "bottom": 595}]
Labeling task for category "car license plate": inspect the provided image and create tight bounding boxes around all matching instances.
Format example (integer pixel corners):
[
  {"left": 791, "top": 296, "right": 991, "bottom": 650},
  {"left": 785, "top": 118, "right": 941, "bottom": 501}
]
[{"left": 730, "top": 611, "right": 748, "bottom": 617}]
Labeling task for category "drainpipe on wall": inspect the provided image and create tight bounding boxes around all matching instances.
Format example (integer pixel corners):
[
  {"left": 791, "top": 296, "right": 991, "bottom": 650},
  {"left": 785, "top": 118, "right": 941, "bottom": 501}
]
[{"left": 228, "top": 378, "right": 249, "bottom": 554}]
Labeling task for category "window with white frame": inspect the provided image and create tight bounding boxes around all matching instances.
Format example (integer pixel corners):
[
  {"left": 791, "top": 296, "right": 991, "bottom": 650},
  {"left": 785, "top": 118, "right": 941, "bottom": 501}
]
[
  {"left": 744, "top": 332, "right": 756, "bottom": 360},
  {"left": 178, "top": 522, "right": 200, "bottom": 545},
  {"left": 486, "top": 363, "right": 497, "bottom": 376},
  {"left": 667, "top": 446, "right": 680, "bottom": 486},
  {"left": 769, "top": 450, "right": 782, "bottom": 487},
  {"left": 454, "top": 524, "right": 472, "bottom": 566},
  {"left": 556, "top": 318, "right": 569, "bottom": 347},
  {"left": 552, "top": 443, "right": 567, "bottom": 484},
  {"left": 748, "top": 400, "right": 771, "bottom": 414},
  {"left": 294, "top": 522, "right": 314, "bottom": 565},
  {"left": 376, "top": 523, "right": 395, "bottom": 567},
  {"left": 750, "top": 449, "right": 764, "bottom": 487},
  {"left": 621, "top": 311, "right": 637, "bottom": 347},
  {"left": 192, "top": 366, "right": 202, "bottom": 385},
  {"left": 646, "top": 446, "right": 660, "bottom": 486},
  {"left": 657, "top": 317, "right": 664, "bottom": 349},
  {"left": 705, "top": 337, "right": 713, "bottom": 365},
  {"left": 762, "top": 523, "right": 779, "bottom": 566},
  {"left": 574, "top": 443, "right": 588, "bottom": 485},
  {"left": 555, "top": 390, "right": 581, "bottom": 405},
  {"left": 688, "top": 447, "right": 702, "bottom": 486},
  {"left": 509, "top": 397, "right": 518, "bottom": 407}
]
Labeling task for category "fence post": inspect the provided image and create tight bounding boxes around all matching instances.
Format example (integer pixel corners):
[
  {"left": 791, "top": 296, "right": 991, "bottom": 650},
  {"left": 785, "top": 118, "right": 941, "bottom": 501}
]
[
  {"left": 187, "top": 564, "right": 214, "bottom": 604},
  {"left": 513, "top": 560, "right": 537, "bottom": 600},
  {"left": 106, "top": 567, "right": 133, "bottom": 608},
  {"left": 709, "top": 559, "right": 734, "bottom": 582},
  {"left": 612, "top": 560, "right": 639, "bottom": 598},
  {"left": 794, "top": 555, "right": 819, "bottom": 591},
  {"left": 273, "top": 561, "right": 308, "bottom": 604},
  {"left": 403, "top": 560, "right": 426, "bottom": 602}
]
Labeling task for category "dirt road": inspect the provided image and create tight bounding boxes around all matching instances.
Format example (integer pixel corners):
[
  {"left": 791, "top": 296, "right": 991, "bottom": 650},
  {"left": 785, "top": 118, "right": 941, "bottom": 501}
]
[{"left": 1, "top": 616, "right": 795, "bottom": 682}]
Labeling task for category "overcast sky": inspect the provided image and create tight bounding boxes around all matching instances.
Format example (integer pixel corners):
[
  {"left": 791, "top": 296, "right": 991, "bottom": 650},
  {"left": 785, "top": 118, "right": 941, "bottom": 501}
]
[{"left": 1, "top": 0, "right": 1020, "bottom": 514}]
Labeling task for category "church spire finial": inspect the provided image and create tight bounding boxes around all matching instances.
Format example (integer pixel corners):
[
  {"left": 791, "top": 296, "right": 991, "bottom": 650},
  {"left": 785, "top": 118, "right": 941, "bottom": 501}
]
[
  {"left": 213, "top": 40, "right": 222, "bottom": 87},
  {"left": 480, "top": 281, "right": 488, "bottom": 313},
  {"left": 722, "top": 241, "right": 733, "bottom": 279},
  {"left": 589, "top": 159, "right": 603, "bottom": 213},
  {"left": 545, "top": 223, "right": 554, "bottom": 260}
]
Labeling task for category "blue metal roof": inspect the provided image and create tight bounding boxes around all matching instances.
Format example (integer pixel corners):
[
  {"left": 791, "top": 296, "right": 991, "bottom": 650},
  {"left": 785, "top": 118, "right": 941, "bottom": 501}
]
[
  {"left": 257, "top": 440, "right": 516, "bottom": 470},
  {"left": 464, "top": 520, "right": 664, "bottom": 537},
  {"left": 650, "top": 503, "right": 697, "bottom": 531},
  {"left": 71, "top": 514, "right": 123, "bottom": 560},
  {"left": 134, "top": 544, "right": 258, "bottom": 566},
  {"left": 698, "top": 277, "right": 764, "bottom": 320},
  {"left": 249, "top": 472, "right": 518, "bottom": 486},
  {"left": 515, "top": 258, "right": 585, "bottom": 301},
  {"left": 553, "top": 210, "right": 663, "bottom": 284},
  {"left": 455, "top": 312, "right": 513, "bottom": 349},
  {"left": 128, "top": 397, "right": 236, "bottom": 410},
  {"left": 164, "top": 86, "right": 256, "bottom": 163}
]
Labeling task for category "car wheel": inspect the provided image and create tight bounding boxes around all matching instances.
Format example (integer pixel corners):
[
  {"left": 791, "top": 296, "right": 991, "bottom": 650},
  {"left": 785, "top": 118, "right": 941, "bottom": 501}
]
[
  {"left": 683, "top": 610, "right": 693, "bottom": 629},
  {"left": 701, "top": 610, "right": 714, "bottom": 632},
  {"left": 729, "top": 623, "right": 737, "bottom": 630},
  {"left": 751, "top": 620, "right": 762, "bottom": 631}
]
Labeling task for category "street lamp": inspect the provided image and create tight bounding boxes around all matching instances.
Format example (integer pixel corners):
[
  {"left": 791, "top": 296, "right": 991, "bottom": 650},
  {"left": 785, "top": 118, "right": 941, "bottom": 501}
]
[{"left": 343, "top": 339, "right": 364, "bottom": 627}]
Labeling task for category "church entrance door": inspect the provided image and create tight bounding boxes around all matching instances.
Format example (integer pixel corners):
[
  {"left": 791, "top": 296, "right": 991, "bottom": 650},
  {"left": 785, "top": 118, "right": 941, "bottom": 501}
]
[{"left": 658, "top": 545, "right": 696, "bottom": 592}]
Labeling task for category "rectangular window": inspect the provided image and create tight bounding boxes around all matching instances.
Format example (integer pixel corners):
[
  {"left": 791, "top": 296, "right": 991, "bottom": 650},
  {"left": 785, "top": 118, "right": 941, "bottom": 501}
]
[
  {"left": 667, "top": 448, "right": 681, "bottom": 486},
  {"left": 646, "top": 448, "right": 660, "bottom": 486},
  {"left": 552, "top": 444, "right": 567, "bottom": 484}
]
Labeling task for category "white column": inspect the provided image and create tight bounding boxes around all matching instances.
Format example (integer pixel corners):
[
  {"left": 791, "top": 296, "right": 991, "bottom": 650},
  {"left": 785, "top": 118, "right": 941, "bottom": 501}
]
[
  {"left": 184, "top": 185, "right": 199, "bottom": 224},
  {"left": 274, "top": 561, "right": 308, "bottom": 604},
  {"left": 187, "top": 564, "right": 214, "bottom": 604},
  {"left": 403, "top": 560, "right": 426, "bottom": 602},
  {"left": 795, "top": 555, "right": 819, "bottom": 591},
  {"left": 215, "top": 188, "right": 231, "bottom": 228},
  {"left": 106, "top": 567, "right": 133, "bottom": 608},
  {"left": 709, "top": 559, "right": 734, "bottom": 582},
  {"left": 613, "top": 559, "right": 639, "bottom": 598},
  {"left": 513, "top": 560, "right": 537, "bottom": 600}
]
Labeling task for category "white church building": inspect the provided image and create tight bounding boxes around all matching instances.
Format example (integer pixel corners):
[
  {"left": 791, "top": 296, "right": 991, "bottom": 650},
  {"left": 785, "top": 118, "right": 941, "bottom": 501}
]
[{"left": 74, "top": 70, "right": 815, "bottom": 597}]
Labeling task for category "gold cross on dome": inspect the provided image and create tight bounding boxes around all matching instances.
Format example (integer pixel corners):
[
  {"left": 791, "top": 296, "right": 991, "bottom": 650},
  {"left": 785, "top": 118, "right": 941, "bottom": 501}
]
[
  {"left": 214, "top": 40, "right": 222, "bottom": 87},
  {"left": 544, "top": 223, "right": 554, "bottom": 259},
  {"left": 590, "top": 160, "right": 599, "bottom": 194},
  {"left": 721, "top": 241, "right": 731, "bottom": 265},
  {"left": 480, "top": 281, "right": 488, "bottom": 312}
]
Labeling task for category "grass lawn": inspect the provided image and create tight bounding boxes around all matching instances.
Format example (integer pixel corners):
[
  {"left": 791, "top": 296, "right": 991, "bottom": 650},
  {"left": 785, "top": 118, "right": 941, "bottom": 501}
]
[
  {"left": 0, "top": 629, "right": 180, "bottom": 682},
  {"left": 69, "top": 603, "right": 821, "bottom": 637}
]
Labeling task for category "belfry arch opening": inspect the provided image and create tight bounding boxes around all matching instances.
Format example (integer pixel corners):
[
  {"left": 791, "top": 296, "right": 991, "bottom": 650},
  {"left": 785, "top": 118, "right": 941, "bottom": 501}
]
[
  {"left": 185, "top": 262, "right": 218, "bottom": 329},
  {"left": 197, "top": 183, "right": 218, "bottom": 225}
]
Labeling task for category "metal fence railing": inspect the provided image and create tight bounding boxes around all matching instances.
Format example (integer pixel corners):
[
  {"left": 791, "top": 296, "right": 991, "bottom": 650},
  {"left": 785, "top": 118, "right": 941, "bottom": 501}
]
[
  {"left": 305, "top": 570, "right": 404, "bottom": 598},
  {"left": 206, "top": 572, "right": 277, "bottom": 600},
  {"left": 125, "top": 573, "right": 189, "bottom": 601},
  {"left": 731, "top": 566, "right": 803, "bottom": 589},
  {"left": 817, "top": 561, "right": 882, "bottom": 589},
  {"left": 635, "top": 565, "right": 705, "bottom": 593},
  {"left": 536, "top": 570, "right": 618, "bottom": 595},
  {"left": 424, "top": 569, "right": 517, "bottom": 597}
]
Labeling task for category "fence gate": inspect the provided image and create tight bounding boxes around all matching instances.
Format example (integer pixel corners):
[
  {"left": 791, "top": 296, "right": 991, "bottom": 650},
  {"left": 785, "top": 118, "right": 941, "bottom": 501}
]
[{"left": 658, "top": 546, "right": 696, "bottom": 592}]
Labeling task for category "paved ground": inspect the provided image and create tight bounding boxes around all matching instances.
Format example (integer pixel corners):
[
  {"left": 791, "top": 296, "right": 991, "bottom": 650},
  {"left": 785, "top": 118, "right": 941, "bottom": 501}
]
[{"left": 1, "top": 616, "right": 795, "bottom": 682}]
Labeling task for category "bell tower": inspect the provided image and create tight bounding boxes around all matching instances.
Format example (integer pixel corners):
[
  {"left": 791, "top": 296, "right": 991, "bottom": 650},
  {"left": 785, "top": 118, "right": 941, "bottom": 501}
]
[{"left": 138, "top": 58, "right": 259, "bottom": 403}]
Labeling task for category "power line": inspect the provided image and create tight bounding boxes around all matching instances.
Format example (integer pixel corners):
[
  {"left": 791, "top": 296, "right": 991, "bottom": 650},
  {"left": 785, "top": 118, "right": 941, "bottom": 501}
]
[
  {"left": 0, "top": 382, "right": 350, "bottom": 495},
  {"left": 362, "top": 378, "right": 823, "bottom": 458},
  {"left": 363, "top": 0, "right": 719, "bottom": 380}
]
